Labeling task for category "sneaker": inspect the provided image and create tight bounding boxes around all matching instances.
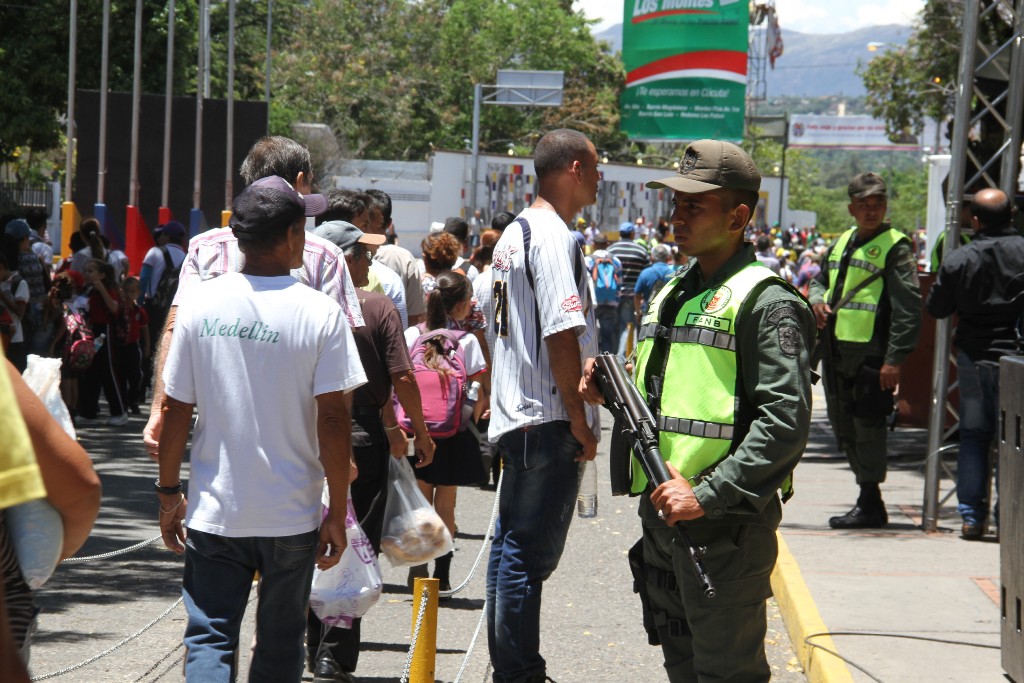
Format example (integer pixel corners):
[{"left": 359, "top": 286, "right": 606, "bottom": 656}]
[
  {"left": 76, "top": 416, "right": 102, "bottom": 426},
  {"left": 108, "top": 413, "right": 129, "bottom": 427}
]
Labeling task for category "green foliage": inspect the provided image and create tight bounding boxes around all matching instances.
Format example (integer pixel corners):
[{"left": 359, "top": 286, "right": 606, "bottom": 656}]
[{"left": 269, "top": 0, "right": 623, "bottom": 161}]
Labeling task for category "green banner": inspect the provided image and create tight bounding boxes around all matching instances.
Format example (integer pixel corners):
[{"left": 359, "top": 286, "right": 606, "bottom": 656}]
[{"left": 621, "top": 0, "right": 748, "bottom": 142}]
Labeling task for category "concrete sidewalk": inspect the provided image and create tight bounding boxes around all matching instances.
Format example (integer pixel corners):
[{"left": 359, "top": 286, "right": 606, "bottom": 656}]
[{"left": 771, "top": 384, "right": 1004, "bottom": 683}]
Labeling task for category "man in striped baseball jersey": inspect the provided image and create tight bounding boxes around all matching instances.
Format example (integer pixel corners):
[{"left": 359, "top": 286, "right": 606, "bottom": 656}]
[{"left": 485, "top": 129, "right": 601, "bottom": 683}]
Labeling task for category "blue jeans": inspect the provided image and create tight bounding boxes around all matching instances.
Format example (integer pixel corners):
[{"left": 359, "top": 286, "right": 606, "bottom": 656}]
[
  {"left": 182, "top": 528, "right": 319, "bottom": 682},
  {"left": 486, "top": 421, "right": 583, "bottom": 683},
  {"left": 617, "top": 298, "right": 636, "bottom": 357},
  {"left": 956, "top": 351, "right": 1000, "bottom": 525},
  {"left": 596, "top": 305, "right": 620, "bottom": 354}
]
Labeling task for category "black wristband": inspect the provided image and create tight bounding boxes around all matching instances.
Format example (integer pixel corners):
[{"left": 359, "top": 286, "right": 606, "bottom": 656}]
[{"left": 154, "top": 480, "right": 182, "bottom": 495}]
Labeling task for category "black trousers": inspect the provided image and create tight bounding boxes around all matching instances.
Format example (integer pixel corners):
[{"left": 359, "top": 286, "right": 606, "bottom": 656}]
[
  {"left": 116, "top": 341, "right": 144, "bottom": 408},
  {"left": 306, "top": 413, "right": 389, "bottom": 673},
  {"left": 78, "top": 322, "right": 125, "bottom": 419}
]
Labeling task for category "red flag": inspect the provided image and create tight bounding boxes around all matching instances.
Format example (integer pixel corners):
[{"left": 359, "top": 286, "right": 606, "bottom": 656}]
[{"left": 768, "top": 10, "right": 784, "bottom": 69}]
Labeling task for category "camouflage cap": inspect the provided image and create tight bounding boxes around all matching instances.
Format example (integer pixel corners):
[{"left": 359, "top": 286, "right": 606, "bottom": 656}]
[
  {"left": 848, "top": 172, "right": 887, "bottom": 199},
  {"left": 646, "top": 140, "right": 761, "bottom": 194}
]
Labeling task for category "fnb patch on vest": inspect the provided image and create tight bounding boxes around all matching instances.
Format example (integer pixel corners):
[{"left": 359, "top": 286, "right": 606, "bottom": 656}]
[
  {"left": 700, "top": 285, "right": 732, "bottom": 313},
  {"left": 684, "top": 312, "right": 732, "bottom": 333}
]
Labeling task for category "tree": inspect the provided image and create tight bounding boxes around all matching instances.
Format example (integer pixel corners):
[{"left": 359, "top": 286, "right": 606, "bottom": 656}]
[
  {"left": 0, "top": 0, "right": 201, "bottom": 168},
  {"left": 271, "top": 0, "right": 623, "bottom": 161}
]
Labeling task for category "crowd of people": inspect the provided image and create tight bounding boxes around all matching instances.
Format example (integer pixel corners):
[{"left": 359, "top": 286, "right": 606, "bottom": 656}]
[{"left": 2, "top": 127, "right": 1020, "bottom": 683}]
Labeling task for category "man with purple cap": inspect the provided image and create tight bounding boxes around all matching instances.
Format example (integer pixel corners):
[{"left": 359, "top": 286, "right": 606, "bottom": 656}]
[
  {"left": 144, "top": 135, "right": 363, "bottom": 461},
  {"left": 581, "top": 139, "right": 814, "bottom": 683},
  {"left": 157, "top": 176, "right": 367, "bottom": 682}
]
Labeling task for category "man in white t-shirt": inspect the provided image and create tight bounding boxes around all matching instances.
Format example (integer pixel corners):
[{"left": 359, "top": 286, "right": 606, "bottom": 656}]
[
  {"left": 143, "top": 135, "right": 364, "bottom": 461},
  {"left": 157, "top": 176, "right": 366, "bottom": 682},
  {"left": 485, "top": 129, "right": 600, "bottom": 683},
  {"left": 140, "top": 221, "right": 188, "bottom": 300}
]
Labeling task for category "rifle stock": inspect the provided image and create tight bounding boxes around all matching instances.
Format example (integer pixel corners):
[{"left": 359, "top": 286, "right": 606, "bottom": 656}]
[{"left": 592, "top": 353, "right": 716, "bottom": 598}]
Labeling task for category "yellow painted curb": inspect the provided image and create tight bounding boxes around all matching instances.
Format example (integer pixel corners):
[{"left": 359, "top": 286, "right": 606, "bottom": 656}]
[{"left": 771, "top": 532, "right": 855, "bottom": 683}]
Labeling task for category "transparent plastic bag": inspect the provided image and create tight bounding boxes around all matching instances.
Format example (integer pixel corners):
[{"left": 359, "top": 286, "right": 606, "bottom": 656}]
[
  {"left": 10, "top": 355, "right": 70, "bottom": 588},
  {"left": 309, "top": 496, "right": 382, "bottom": 628},
  {"left": 379, "top": 456, "right": 453, "bottom": 567}
]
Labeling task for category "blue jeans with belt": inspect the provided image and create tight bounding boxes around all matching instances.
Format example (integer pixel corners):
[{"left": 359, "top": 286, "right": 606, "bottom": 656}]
[
  {"left": 486, "top": 421, "right": 582, "bottom": 683},
  {"left": 955, "top": 350, "right": 1000, "bottom": 525},
  {"left": 182, "top": 527, "right": 319, "bottom": 682}
]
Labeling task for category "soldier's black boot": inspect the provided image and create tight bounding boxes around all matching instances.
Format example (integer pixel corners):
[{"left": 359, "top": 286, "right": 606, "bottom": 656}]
[{"left": 829, "top": 483, "right": 888, "bottom": 529}]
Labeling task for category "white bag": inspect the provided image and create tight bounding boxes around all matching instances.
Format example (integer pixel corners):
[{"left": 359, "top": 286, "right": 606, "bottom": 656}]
[
  {"left": 309, "top": 496, "right": 383, "bottom": 629},
  {"left": 379, "top": 456, "right": 454, "bottom": 567},
  {"left": 9, "top": 355, "right": 70, "bottom": 588},
  {"left": 22, "top": 354, "right": 75, "bottom": 439}
]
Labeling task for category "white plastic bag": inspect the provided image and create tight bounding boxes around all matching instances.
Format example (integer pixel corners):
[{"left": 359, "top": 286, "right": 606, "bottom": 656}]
[
  {"left": 379, "top": 456, "right": 454, "bottom": 567},
  {"left": 9, "top": 355, "right": 70, "bottom": 588},
  {"left": 309, "top": 496, "right": 382, "bottom": 628},
  {"left": 22, "top": 354, "right": 75, "bottom": 440}
]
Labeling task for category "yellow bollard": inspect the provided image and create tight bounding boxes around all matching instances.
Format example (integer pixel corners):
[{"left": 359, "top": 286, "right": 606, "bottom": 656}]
[
  {"left": 221, "top": 209, "right": 232, "bottom": 228},
  {"left": 61, "top": 202, "right": 81, "bottom": 259},
  {"left": 409, "top": 577, "right": 439, "bottom": 683}
]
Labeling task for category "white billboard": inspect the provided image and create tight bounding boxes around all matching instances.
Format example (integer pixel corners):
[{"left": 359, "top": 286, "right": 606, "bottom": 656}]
[{"left": 788, "top": 115, "right": 941, "bottom": 151}]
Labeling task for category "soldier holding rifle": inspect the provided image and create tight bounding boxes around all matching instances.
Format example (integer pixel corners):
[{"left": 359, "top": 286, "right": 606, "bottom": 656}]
[{"left": 580, "top": 140, "right": 814, "bottom": 683}]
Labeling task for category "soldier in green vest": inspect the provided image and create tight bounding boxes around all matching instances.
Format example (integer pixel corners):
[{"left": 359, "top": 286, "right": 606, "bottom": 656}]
[
  {"left": 581, "top": 140, "right": 815, "bottom": 682},
  {"left": 809, "top": 172, "right": 922, "bottom": 529}
]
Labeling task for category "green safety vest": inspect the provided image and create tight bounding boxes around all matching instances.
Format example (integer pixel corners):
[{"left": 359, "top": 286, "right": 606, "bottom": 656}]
[
  {"left": 825, "top": 227, "right": 908, "bottom": 344},
  {"left": 632, "top": 262, "right": 794, "bottom": 496},
  {"left": 929, "top": 230, "right": 971, "bottom": 272}
]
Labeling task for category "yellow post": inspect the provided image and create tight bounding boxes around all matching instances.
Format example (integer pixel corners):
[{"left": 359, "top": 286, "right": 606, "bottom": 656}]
[
  {"left": 221, "top": 210, "right": 232, "bottom": 228},
  {"left": 60, "top": 202, "right": 81, "bottom": 259},
  {"left": 409, "top": 577, "right": 439, "bottom": 683}
]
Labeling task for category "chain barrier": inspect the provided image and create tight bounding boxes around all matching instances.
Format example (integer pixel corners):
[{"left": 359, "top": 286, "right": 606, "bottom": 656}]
[
  {"left": 34, "top": 469, "right": 506, "bottom": 682},
  {"left": 60, "top": 535, "right": 162, "bottom": 564},
  {"left": 30, "top": 597, "right": 183, "bottom": 681},
  {"left": 132, "top": 642, "right": 184, "bottom": 683},
  {"left": 440, "top": 468, "right": 503, "bottom": 599},
  {"left": 400, "top": 583, "right": 431, "bottom": 683}
]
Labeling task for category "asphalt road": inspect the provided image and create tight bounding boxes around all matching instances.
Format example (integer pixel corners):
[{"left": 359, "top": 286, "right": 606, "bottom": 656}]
[{"left": 26, "top": 407, "right": 805, "bottom": 682}]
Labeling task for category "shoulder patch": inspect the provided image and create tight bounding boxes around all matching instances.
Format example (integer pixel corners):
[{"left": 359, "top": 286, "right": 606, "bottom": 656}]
[{"left": 766, "top": 304, "right": 803, "bottom": 357}]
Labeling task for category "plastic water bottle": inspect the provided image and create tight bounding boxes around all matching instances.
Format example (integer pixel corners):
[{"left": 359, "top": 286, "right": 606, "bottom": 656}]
[
  {"left": 577, "top": 459, "right": 598, "bottom": 518},
  {"left": 93, "top": 333, "right": 106, "bottom": 351}
]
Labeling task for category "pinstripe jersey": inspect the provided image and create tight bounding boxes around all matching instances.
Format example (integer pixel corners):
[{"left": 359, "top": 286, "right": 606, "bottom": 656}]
[
  {"left": 487, "top": 207, "right": 600, "bottom": 442},
  {"left": 172, "top": 227, "right": 364, "bottom": 328}
]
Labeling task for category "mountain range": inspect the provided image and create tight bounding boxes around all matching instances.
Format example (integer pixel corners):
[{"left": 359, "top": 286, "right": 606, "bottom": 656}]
[{"left": 592, "top": 23, "right": 913, "bottom": 98}]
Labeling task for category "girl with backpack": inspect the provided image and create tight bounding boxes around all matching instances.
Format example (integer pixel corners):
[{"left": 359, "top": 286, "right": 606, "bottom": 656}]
[
  {"left": 77, "top": 259, "right": 127, "bottom": 427},
  {"left": 401, "top": 271, "right": 489, "bottom": 590}
]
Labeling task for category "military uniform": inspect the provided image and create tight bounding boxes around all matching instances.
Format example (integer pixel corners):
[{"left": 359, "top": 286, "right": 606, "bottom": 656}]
[
  {"left": 808, "top": 222, "right": 921, "bottom": 522},
  {"left": 634, "top": 244, "right": 815, "bottom": 682}
]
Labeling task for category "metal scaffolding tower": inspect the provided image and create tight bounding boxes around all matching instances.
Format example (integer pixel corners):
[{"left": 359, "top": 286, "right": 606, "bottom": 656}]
[{"left": 923, "top": 0, "right": 1024, "bottom": 532}]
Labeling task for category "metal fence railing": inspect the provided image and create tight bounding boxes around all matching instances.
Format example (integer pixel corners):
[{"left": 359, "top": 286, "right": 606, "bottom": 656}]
[{"left": 0, "top": 181, "right": 53, "bottom": 211}]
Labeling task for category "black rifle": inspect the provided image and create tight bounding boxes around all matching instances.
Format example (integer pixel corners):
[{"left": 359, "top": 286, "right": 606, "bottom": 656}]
[{"left": 592, "top": 353, "right": 716, "bottom": 598}]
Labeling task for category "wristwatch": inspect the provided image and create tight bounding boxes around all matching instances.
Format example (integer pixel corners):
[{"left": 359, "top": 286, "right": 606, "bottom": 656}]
[{"left": 154, "top": 480, "right": 182, "bottom": 495}]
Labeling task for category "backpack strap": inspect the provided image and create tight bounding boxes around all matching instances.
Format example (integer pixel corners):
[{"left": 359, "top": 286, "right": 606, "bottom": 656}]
[{"left": 514, "top": 216, "right": 585, "bottom": 357}]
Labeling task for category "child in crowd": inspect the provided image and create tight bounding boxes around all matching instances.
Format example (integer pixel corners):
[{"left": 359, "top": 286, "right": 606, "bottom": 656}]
[
  {"left": 78, "top": 258, "right": 127, "bottom": 426},
  {"left": 403, "top": 271, "right": 490, "bottom": 590},
  {"left": 0, "top": 253, "right": 29, "bottom": 372},
  {"left": 117, "top": 277, "right": 149, "bottom": 414}
]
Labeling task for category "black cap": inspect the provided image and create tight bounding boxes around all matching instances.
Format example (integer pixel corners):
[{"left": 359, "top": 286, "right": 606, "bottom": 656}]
[
  {"left": 848, "top": 172, "right": 887, "bottom": 199},
  {"left": 230, "top": 176, "right": 324, "bottom": 243}
]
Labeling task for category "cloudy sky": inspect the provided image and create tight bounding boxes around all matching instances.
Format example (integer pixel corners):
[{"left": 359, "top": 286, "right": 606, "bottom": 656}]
[{"left": 577, "top": 0, "right": 926, "bottom": 34}]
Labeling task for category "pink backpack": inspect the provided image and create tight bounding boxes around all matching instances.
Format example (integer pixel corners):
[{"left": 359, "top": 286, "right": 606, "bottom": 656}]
[{"left": 394, "top": 327, "right": 469, "bottom": 438}]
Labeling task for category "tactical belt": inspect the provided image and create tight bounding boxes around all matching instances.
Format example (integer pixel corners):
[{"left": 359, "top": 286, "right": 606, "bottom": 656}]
[
  {"left": 638, "top": 323, "right": 737, "bottom": 352},
  {"left": 657, "top": 415, "right": 734, "bottom": 441}
]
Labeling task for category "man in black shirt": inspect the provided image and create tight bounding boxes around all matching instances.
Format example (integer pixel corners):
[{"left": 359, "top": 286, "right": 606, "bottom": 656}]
[{"left": 926, "top": 188, "right": 1024, "bottom": 539}]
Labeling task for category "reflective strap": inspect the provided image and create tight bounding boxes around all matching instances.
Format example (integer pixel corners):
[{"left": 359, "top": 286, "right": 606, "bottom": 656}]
[
  {"left": 669, "top": 326, "right": 737, "bottom": 352},
  {"left": 844, "top": 301, "right": 877, "bottom": 312},
  {"left": 848, "top": 257, "right": 883, "bottom": 275},
  {"left": 639, "top": 322, "right": 669, "bottom": 341},
  {"left": 658, "top": 415, "right": 734, "bottom": 440}
]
